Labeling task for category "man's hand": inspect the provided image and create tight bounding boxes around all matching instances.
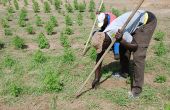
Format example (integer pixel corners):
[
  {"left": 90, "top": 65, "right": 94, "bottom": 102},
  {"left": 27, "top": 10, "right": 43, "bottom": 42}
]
[{"left": 115, "top": 29, "right": 123, "bottom": 42}]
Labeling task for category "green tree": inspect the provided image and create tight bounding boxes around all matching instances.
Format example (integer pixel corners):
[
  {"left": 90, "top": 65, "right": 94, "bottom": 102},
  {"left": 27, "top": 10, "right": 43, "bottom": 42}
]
[
  {"left": 32, "top": 0, "right": 40, "bottom": 13},
  {"left": 54, "top": 0, "right": 61, "bottom": 10},
  {"left": 100, "top": 3, "right": 106, "bottom": 12},
  {"left": 37, "top": 33, "right": 49, "bottom": 49},
  {"left": 77, "top": 12, "right": 83, "bottom": 26}
]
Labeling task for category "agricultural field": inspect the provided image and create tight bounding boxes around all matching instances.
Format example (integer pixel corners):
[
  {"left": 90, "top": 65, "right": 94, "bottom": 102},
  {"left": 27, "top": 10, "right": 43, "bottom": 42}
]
[{"left": 0, "top": 0, "right": 170, "bottom": 110}]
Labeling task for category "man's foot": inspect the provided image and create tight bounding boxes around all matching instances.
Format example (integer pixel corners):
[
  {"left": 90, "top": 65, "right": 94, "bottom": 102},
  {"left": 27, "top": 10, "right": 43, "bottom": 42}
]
[
  {"left": 92, "top": 79, "right": 100, "bottom": 89},
  {"left": 114, "top": 54, "right": 120, "bottom": 60},
  {"left": 112, "top": 72, "right": 129, "bottom": 78},
  {"left": 128, "top": 91, "right": 139, "bottom": 99}
]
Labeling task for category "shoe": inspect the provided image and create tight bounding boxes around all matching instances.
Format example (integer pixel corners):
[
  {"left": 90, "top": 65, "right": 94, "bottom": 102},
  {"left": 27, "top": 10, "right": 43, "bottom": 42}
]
[
  {"left": 114, "top": 54, "right": 120, "bottom": 60},
  {"left": 128, "top": 91, "right": 139, "bottom": 99},
  {"left": 112, "top": 72, "right": 129, "bottom": 78}
]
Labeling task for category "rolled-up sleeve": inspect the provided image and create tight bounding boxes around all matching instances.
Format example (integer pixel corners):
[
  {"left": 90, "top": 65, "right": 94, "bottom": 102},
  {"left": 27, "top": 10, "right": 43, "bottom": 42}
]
[{"left": 123, "top": 31, "right": 133, "bottom": 43}]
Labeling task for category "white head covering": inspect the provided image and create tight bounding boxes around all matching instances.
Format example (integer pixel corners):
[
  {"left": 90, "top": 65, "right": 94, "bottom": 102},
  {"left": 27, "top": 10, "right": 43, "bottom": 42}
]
[{"left": 97, "top": 13, "right": 105, "bottom": 28}]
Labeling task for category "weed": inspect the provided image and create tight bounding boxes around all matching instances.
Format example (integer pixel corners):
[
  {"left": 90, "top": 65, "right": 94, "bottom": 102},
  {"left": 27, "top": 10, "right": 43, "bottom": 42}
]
[
  {"left": 154, "top": 75, "right": 167, "bottom": 83},
  {"left": 32, "top": 0, "right": 40, "bottom": 13},
  {"left": 60, "top": 32, "right": 70, "bottom": 48},
  {"left": 7, "top": 6, "right": 15, "bottom": 13},
  {"left": 73, "top": 0, "right": 78, "bottom": 10},
  {"left": 26, "top": 25, "right": 35, "bottom": 34},
  {"left": 154, "top": 41, "right": 167, "bottom": 56},
  {"left": 50, "top": 16, "right": 58, "bottom": 27},
  {"left": 64, "top": 27, "right": 74, "bottom": 35},
  {"left": 112, "top": 8, "right": 121, "bottom": 17},
  {"left": 54, "top": 0, "right": 61, "bottom": 10},
  {"left": 0, "top": 40, "right": 5, "bottom": 49},
  {"left": 12, "top": 36, "right": 25, "bottom": 49},
  {"left": 65, "top": 3, "right": 73, "bottom": 13},
  {"left": 140, "top": 86, "right": 158, "bottom": 104},
  {"left": 37, "top": 33, "right": 49, "bottom": 49},
  {"left": 89, "top": 0, "right": 95, "bottom": 12},
  {"left": 42, "top": 70, "right": 63, "bottom": 92},
  {"left": 8, "top": 83, "right": 23, "bottom": 97},
  {"left": 35, "top": 15, "right": 43, "bottom": 26},
  {"left": 88, "top": 47, "right": 97, "bottom": 60},
  {"left": 77, "top": 12, "right": 83, "bottom": 26},
  {"left": 100, "top": 4, "right": 106, "bottom": 12},
  {"left": 103, "top": 89, "right": 130, "bottom": 106},
  {"left": 154, "top": 31, "right": 165, "bottom": 41},
  {"left": 14, "top": 0, "right": 19, "bottom": 10},
  {"left": 78, "top": 3, "right": 86, "bottom": 12},
  {"left": 90, "top": 12, "right": 95, "bottom": 20},
  {"left": 33, "top": 50, "right": 47, "bottom": 63},
  {"left": 65, "top": 14, "right": 73, "bottom": 26},
  {"left": 4, "top": 28, "right": 12, "bottom": 36},
  {"left": 1, "top": 18, "right": 9, "bottom": 28},
  {"left": 24, "top": 0, "right": 28, "bottom": 6},
  {"left": 3, "top": 55, "right": 16, "bottom": 68},
  {"left": 62, "top": 48, "right": 76, "bottom": 64},
  {"left": 44, "top": 1, "right": 51, "bottom": 13}
]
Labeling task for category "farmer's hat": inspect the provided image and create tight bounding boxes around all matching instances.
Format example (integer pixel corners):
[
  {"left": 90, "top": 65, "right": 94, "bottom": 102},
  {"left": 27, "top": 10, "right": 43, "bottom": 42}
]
[
  {"left": 91, "top": 32, "right": 105, "bottom": 53},
  {"left": 97, "top": 13, "right": 105, "bottom": 28}
]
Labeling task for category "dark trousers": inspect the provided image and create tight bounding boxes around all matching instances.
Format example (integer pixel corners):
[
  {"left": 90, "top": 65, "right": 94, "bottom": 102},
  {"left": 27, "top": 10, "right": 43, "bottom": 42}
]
[{"left": 120, "top": 11, "right": 157, "bottom": 94}]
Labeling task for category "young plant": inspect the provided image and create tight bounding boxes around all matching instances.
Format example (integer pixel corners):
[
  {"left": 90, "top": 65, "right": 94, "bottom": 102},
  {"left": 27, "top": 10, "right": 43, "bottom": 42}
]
[
  {"left": 24, "top": 0, "right": 28, "bottom": 6},
  {"left": 154, "top": 31, "right": 165, "bottom": 41},
  {"left": 0, "top": 40, "right": 5, "bottom": 49},
  {"left": 65, "top": 3, "right": 73, "bottom": 13},
  {"left": 26, "top": 25, "right": 35, "bottom": 34},
  {"left": 33, "top": 50, "right": 47, "bottom": 63},
  {"left": 154, "top": 75, "right": 167, "bottom": 83},
  {"left": 77, "top": 12, "right": 83, "bottom": 26},
  {"left": 154, "top": 41, "right": 167, "bottom": 56},
  {"left": 45, "top": 21, "right": 54, "bottom": 35},
  {"left": 42, "top": 70, "right": 63, "bottom": 92},
  {"left": 90, "top": 12, "right": 95, "bottom": 20},
  {"left": 6, "top": 12, "right": 13, "bottom": 21},
  {"left": 19, "top": 8, "right": 28, "bottom": 21},
  {"left": 32, "top": 0, "right": 40, "bottom": 13},
  {"left": 37, "top": 33, "right": 49, "bottom": 49},
  {"left": 3, "top": 55, "right": 16, "bottom": 68},
  {"left": 7, "top": 6, "right": 15, "bottom": 13},
  {"left": 112, "top": 8, "right": 121, "bottom": 17},
  {"left": 50, "top": 16, "right": 58, "bottom": 27},
  {"left": 4, "top": 28, "right": 12, "bottom": 36},
  {"left": 44, "top": 1, "right": 51, "bottom": 13},
  {"left": 8, "top": 83, "right": 23, "bottom": 97},
  {"left": 100, "top": 4, "right": 106, "bottom": 12},
  {"left": 65, "top": 14, "right": 73, "bottom": 26},
  {"left": 64, "top": 27, "right": 74, "bottom": 35},
  {"left": 18, "top": 19, "right": 26, "bottom": 27},
  {"left": 73, "top": 0, "right": 78, "bottom": 10},
  {"left": 78, "top": 3, "right": 86, "bottom": 12},
  {"left": 14, "top": 0, "right": 19, "bottom": 10},
  {"left": 35, "top": 15, "right": 43, "bottom": 26},
  {"left": 62, "top": 48, "right": 76, "bottom": 64},
  {"left": 54, "top": 0, "right": 61, "bottom": 10},
  {"left": 12, "top": 36, "right": 25, "bottom": 49},
  {"left": 60, "top": 32, "right": 70, "bottom": 48},
  {"left": 89, "top": 0, "right": 95, "bottom": 12},
  {"left": 1, "top": 18, "right": 9, "bottom": 28}
]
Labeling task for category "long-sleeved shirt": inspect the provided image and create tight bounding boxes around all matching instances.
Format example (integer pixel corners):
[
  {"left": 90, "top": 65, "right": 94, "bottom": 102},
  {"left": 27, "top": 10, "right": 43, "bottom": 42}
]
[{"left": 104, "top": 10, "right": 147, "bottom": 43}]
